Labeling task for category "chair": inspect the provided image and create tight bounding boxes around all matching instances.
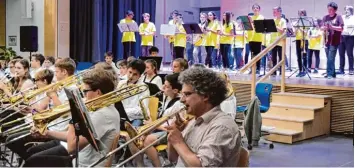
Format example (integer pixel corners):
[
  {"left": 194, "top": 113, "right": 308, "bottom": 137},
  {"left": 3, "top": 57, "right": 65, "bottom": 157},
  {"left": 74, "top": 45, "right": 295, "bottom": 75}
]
[
  {"left": 105, "top": 132, "right": 122, "bottom": 167},
  {"left": 76, "top": 62, "right": 93, "bottom": 71},
  {"left": 236, "top": 83, "right": 273, "bottom": 113},
  {"left": 237, "top": 147, "right": 249, "bottom": 167}
]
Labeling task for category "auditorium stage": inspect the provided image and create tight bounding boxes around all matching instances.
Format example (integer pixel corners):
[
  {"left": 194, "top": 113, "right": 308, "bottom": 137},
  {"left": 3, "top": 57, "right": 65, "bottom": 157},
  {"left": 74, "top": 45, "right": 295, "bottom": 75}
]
[{"left": 159, "top": 66, "right": 354, "bottom": 135}]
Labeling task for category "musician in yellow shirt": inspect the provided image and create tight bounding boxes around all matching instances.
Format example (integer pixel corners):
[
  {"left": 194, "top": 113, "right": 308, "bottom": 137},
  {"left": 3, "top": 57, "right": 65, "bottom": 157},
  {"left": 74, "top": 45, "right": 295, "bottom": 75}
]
[
  {"left": 139, "top": 13, "right": 156, "bottom": 56},
  {"left": 193, "top": 13, "right": 208, "bottom": 64},
  {"left": 120, "top": 10, "right": 136, "bottom": 59},
  {"left": 270, "top": 7, "right": 287, "bottom": 75},
  {"left": 233, "top": 18, "right": 247, "bottom": 69},
  {"left": 174, "top": 14, "right": 187, "bottom": 59},
  {"left": 220, "top": 12, "right": 234, "bottom": 69},
  {"left": 249, "top": 4, "right": 264, "bottom": 74},
  {"left": 307, "top": 20, "right": 323, "bottom": 74},
  {"left": 204, "top": 12, "right": 221, "bottom": 67},
  {"left": 166, "top": 11, "right": 179, "bottom": 60},
  {"left": 294, "top": 9, "right": 309, "bottom": 77}
]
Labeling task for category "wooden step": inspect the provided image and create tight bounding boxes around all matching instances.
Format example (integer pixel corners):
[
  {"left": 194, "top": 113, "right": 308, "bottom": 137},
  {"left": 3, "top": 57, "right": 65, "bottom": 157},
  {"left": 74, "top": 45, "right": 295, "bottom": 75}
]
[
  {"left": 272, "top": 92, "right": 331, "bottom": 107},
  {"left": 262, "top": 113, "right": 313, "bottom": 132},
  {"left": 267, "top": 103, "right": 323, "bottom": 119},
  {"left": 266, "top": 127, "right": 303, "bottom": 136},
  {"left": 263, "top": 126, "right": 303, "bottom": 144}
]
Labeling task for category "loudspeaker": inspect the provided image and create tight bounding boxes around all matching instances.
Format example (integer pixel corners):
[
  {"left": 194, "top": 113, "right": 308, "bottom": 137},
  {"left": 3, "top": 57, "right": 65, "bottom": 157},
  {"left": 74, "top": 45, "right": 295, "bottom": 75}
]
[{"left": 20, "top": 26, "right": 38, "bottom": 52}]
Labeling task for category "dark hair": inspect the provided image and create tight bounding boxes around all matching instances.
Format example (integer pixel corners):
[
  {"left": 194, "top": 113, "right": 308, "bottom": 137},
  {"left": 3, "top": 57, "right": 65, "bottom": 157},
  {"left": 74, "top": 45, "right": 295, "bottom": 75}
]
[
  {"left": 144, "top": 59, "right": 158, "bottom": 74},
  {"left": 149, "top": 46, "right": 159, "bottom": 55},
  {"left": 165, "top": 73, "right": 182, "bottom": 91},
  {"left": 178, "top": 67, "right": 227, "bottom": 106},
  {"left": 223, "top": 11, "right": 231, "bottom": 27},
  {"left": 82, "top": 69, "right": 115, "bottom": 95},
  {"left": 345, "top": 6, "right": 354, "bottom": 15},
  {"left": 327, "top": 2, "right": 338, "bottom": 10},
  {"left": 35, "top": 69, "right": 54, "bottom": 84},
  {"left": 105, "top": 51, "right": 114, "bottom": 58},
  {"left": 128, "top": 59, "right": 146, "bottom": 75},
  {"left": 32, "top": 53, "right": 45, "bottom": 66},
  {"left": 54, "top": 57, "right": 76, "bottom": 75},
  {"left": 252, "top": 4, "right": 261, "bottom": 10},
  {"left": 273, "top": 6, "right": 282, "bottom": 13},
  {"left": 207, "top": 11, "right": 217, "bottom": 24},
  {"left": 14, "top": 59, "right": 31, "bottom": 90},
  {"left": 45, "top": 56, "right": 55, "bottom": 65},
  {"left": 14, "top": 56, "right": 23, "bottom": 59},
  {"left": 126, "top": 10, "right": 134, "bottom": 16},
  {"left": 172, "top": 10, "right": 179, "bottom": 16},
  {"left": 191, "top": 63, "right": 206, "bottom": 68},
  {"left": 298, "top": 9, "right": 307, "bottom": 16}
]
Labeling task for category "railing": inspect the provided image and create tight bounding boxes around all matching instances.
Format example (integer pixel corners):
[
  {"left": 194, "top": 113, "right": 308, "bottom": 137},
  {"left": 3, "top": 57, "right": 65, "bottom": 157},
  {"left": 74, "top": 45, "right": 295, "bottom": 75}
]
[{"left": 239, "top": 33, "right": 287, "bottom": 98}]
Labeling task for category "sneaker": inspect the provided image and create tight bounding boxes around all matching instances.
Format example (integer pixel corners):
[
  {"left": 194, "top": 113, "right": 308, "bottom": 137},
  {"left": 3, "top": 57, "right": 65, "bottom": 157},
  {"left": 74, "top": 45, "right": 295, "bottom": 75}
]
[
  {"left": 296, "top": 72, "right": 302, "bottom": 77},
  {"left": 307, "top": 69, "right": 312, "bottom": 73},
  {"left": 349, "top": 71, "right": 354, "bottom": 75},
  {"left": 300, "top": 72, "right": 306, "bottom": 77},
  {"left": 327, "top": 76, "right": 333, "bottom": 79},
  {"left": 336, "top": 71, "right": 345, "bottom": 75},
  {"left": 314, "top": 69, "right": 318, "bottom": 74}
]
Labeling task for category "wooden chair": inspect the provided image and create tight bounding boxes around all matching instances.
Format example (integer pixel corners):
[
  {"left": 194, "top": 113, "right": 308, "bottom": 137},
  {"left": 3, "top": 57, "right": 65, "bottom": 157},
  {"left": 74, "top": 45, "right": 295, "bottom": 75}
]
[
  {"left": 104, "top": 132, "right": 121, "bottom": 167},
  {"left": 237, "top": 147, "right": 250, "bottom": 167}
]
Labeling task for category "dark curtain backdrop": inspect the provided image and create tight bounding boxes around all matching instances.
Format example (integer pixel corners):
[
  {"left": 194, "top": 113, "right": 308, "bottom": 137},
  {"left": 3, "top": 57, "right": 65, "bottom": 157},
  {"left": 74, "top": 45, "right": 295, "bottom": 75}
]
[
  {"left": 92, "top": 0, "right": 156, "bottom": 62},
  {"left": 70, "top": 0, "right": 93, "bottom": 62}
]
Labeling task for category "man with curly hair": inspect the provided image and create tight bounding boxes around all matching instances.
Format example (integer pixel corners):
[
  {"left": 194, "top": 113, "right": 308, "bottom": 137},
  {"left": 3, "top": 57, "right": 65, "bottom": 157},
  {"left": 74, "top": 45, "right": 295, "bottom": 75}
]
[{"left": 166, "top": 67, "right": 241, "bottom": 167}]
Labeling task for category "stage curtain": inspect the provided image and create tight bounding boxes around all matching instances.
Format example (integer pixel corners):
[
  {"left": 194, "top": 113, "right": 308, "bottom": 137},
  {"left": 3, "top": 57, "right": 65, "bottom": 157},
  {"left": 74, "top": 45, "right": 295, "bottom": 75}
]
[
  {"left": 70, "top": 0, "right": 94, "bottom": 62},
  {"left": 92, "top": 0, "right": 156, "bottom": 62}
]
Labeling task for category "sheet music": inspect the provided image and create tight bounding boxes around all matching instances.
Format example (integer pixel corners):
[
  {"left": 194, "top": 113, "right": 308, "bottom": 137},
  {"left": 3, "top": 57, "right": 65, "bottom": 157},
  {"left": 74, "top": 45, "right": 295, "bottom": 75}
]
[
  {"left": 117, "top": 23, "right": 129, "bottom": 32},
  {"left": 160, "top": 24, "right": 176, "bottom": 36},
  {"left": 126, "top": 22, "right": 139, "bottom": 32}
]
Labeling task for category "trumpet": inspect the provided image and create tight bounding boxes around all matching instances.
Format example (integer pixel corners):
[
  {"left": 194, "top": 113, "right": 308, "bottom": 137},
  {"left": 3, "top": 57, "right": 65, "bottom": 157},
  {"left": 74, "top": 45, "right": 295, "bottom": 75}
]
[
  {"left": 89, "top": 106, "right": 189, "bottom": 167},
  {"left": 2, "top": 84, "right": 149, "bottom": 142}
]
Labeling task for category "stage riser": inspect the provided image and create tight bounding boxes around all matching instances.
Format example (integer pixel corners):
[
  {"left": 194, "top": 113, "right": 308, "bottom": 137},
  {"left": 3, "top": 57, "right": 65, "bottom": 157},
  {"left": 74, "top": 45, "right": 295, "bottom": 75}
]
[
  {"left": 267, "top": 106, "right": 315, "bottom": 119},
  {"left": 272, "top": 96, "right": 325, "bottom": 107},
  {"left": 233, "top": 83, "right": 354, "bottom": 134}
]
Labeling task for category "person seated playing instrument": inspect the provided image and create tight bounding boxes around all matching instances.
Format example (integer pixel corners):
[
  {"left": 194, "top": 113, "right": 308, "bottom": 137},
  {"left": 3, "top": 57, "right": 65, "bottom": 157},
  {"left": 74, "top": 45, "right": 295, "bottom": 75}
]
[
  {"left": 172, "top": 58, "right": 188, "bottom": 73},
  {"left": 104, "top": 51, "right": 120, "bottom": 75},
  {"left": 117, "top": 59, "right": 128, "bottom": 80},
  {"left": 43, "top": 56, "right": 56, "bottom": 71},
  {"left": 23, "top": 69, "right": 120, "bottom": 167},
  {"left": 143, "top": 59, "right": 163, "bottom": 90},
  {"left": 30, "top": 53, "right": 45, "bottom": 79},
  {"left": 117, "top": 59, "right": 150, "bottom": 127},
  {"left": 94, "top": 62, "right": 118, "bottom": 87},
  {"left": 167, "top": 67, "right": 241, "bottom": 167},
  {"left": 128, "top": 73, "right": 184, "bottom": 167},
  {"left": 149, "top": 46, "right": 159, "bottom": 56}
]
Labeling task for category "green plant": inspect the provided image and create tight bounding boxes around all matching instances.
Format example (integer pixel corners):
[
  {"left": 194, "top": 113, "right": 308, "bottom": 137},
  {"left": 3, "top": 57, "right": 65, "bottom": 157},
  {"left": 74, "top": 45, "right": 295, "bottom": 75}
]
[{"left": 0, "top": 46, "right": 17, "bottom": 61}]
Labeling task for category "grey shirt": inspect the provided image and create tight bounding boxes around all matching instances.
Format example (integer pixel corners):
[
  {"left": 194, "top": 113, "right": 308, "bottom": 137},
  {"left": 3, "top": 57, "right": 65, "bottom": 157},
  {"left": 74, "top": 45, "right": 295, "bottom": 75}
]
[
  {"left": 176, "top": 105, "right": 241, "bottom": 167},
  {"left": 78, "top": 105, "right": 120, "bottom": 167}
]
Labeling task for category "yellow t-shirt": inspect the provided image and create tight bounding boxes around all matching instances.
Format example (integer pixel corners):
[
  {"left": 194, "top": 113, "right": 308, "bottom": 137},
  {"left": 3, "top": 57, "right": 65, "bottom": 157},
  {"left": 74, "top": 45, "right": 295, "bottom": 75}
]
[
  {"left": 194, "top": 23, "right": 206, "bottom": 46},
  {"left": 233, "top": 29, "right": 246, "bottom": 48},
  {"left": 205, "top": 20, "right": 221, "bottom": 47},
  {"left": 270, "top": 18, "right": 287, "bottom": 46},
  {"left": 215, "top": 34, "right": 220, "bottom": 49},
  {"left": 246, "top": 30, "right": 253, "bottom": 42},
  {"left": 139, "top": 22, "right": 156, "bottom": 46},
  {"left": 168, "top": 20, "right": 175, "bottom": 43},
  {"left": 120, "top": 19, "right": 136, "bottom": 42},
  {"left": 174, "top": 23, "right": 186, "bottom": 48},
  {"left": 295, "top": 27, "right": 308, "bottom": 40},
  {"left": 250, "top": 15, "right": 265, "bottom": 42},
  {"left": 308, "top": 28, "right": 322, "bottom": 50},
  {"left": 220, "top": 22, "right": 234, "bottom": 44}
]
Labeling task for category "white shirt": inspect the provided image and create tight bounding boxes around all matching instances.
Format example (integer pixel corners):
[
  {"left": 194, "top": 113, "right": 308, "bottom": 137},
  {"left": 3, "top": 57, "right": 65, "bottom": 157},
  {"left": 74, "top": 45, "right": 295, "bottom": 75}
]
[
  {"left": 110, "top": 62, "right": 120, "bottom": 76},
  {"left": 143, "top": 74, "right": 163, "bottom": 89},
  {"left": 117, "top": 78, "right": 150, "bottom": 120},
  {"left": 79, "top": 105, "right": 120, "bottom": 167},
  {"left": 220, "top": 94, "right": 237, "bottom": 119},
  {"left": 342, "top": 15, "right": 355, "bottom": 36},
  {"left": 159, "top": 96, "right": 185, "bottom": 127},
  {"left": 30, "top": 67, "right": 44, "bottom": 79}
]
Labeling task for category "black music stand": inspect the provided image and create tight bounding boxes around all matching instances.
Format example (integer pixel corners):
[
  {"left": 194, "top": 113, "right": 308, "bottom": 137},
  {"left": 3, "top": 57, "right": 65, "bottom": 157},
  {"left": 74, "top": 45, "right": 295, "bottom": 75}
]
[
  {"left": 183, "top": 23, "right": 203, "bottom": 49},
  {"left": 65, "top": 88, "right": 100, "bottom": 167},
  {"left": 118, "top": 22, "right": 139, "bottom": 57},
  {"left": 236, "top": 16, "right": 253, "bottom": 68},
  {"left": 139, "top": 56, "right": 163, "bottom": 71},
  {"left": 288, "top": 17, "right": 314, "bottom": 80},
  {"left": 254, "top": 19, "right": 277, "bottom": 77}
]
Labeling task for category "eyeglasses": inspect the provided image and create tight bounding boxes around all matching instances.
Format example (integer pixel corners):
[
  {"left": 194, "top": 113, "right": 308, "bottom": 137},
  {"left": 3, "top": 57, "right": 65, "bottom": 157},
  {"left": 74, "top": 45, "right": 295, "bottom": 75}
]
[
  {"left": 82, "top": 89, "right": 94, "bottom": 95},
  {"left": 181, "top": 91, "right": 196, "bottom": 98}
]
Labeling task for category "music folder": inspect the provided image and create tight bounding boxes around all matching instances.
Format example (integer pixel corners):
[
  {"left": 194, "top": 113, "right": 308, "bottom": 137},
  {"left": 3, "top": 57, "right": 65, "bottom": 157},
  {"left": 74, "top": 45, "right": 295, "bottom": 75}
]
[
  {"left": 182, "top": 23, "right": 203, "bottom": 35},
  {"left": 237, "top": 16, "right": 254, "bottom": 31},
  {"left": 254, "top": 19, "right": 277, "bottom": 34},
  {"left": 64, "top": 88, "right": 100, "bottom": 152},
  {"left": 117, "top": 22, "right": 139, "bottom": 33},
  {"left": 160, "top": 24, "right": 176, "bottom": 36}
]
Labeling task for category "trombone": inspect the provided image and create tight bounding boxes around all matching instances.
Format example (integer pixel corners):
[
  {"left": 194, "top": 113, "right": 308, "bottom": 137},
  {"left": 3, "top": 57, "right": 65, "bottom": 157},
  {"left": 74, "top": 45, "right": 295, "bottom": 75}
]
[
  {"left": 3, "top": 84, "right": 149, "bottom": 144},
  {"left": 88, "top": 106, "right": 188, "bottom": 167}
]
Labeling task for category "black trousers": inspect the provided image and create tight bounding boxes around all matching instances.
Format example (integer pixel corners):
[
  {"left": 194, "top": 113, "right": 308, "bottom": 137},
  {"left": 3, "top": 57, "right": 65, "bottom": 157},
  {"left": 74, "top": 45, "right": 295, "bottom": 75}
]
[
  {"left": 24, "top": 140, "right": 72, "bottom": 167},
  {"left": 296, "top": 40, "right": 308, "bottom": 72},
  {"left": 249, "top": 42, "right": 262, "bottom": 71},
  {"left": 174, "top": 47, "right": 185, "bottom": 59},
  {"left": 272, "top": 46, "right": 282, "bottom": 74},
  {"left": 205, "top": 46, "right": 214, "bottom": 67},
  {"left": 220, "top": 44, "right": 231, "bottom": 68},
  {"left": 123, "top": 42, "right": 135, "bottom": 59},
  {"left": 338, "top": 35, "right": 354, "bottom": 72},
  {"left": 308, "top": 49, "right": 320, "bottom": 69}
]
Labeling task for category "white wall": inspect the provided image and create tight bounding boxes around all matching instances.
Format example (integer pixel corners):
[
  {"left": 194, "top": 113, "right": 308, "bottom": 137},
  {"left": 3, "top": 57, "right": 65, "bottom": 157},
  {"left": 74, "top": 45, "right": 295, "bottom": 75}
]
[
  {"left": 57, "top": 0, "right": 70, "bottom": 58},
  {"left": 6, "top": 0, "right": 44, "bottom": 58}
]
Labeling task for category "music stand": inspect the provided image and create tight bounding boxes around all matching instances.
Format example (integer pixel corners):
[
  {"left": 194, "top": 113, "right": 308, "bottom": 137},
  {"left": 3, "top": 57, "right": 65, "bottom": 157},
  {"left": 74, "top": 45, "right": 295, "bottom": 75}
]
[
  {"left": 139, "top": 56, "right": 163, "bottom": 71},
  {"left": 236, "top": 16, "right": 253, "bottom": 68},
  {"left": 117, "top": 22, "right": 139, "bottom": 57},
  {"left": 160, "top": 24, "right": 177, "bottom": 61},
  {"left": 254, "top": 19, "right": 277, "bottom": 77},
  {"left": 182, "top": 23, "right": 203, "bottom": 49},
  {"left": 65, "top": 88, "right": 100, "bottom": 167},
  {"left": 288, "top": 17, "right": 314, "bottom": 80}
]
